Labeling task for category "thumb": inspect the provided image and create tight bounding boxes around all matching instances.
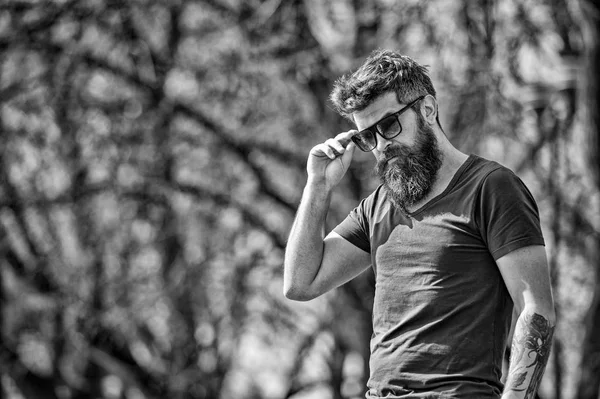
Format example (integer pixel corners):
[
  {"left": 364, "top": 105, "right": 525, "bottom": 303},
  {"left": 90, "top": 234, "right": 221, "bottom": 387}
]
[{"left": 340, "top": 142, "right": 356, "bottom": 170}]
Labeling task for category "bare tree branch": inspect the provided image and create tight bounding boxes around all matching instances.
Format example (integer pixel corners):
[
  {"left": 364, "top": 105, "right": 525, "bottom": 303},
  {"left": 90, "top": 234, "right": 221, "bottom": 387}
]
[{"left": 169, "top": 180, "right": 287, "bottom": 249}]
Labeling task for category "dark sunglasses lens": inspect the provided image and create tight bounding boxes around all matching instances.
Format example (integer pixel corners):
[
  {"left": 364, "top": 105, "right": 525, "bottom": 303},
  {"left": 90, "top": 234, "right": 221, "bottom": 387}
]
[
  {"left": 352, "top": 130, "right": 376, "bottom": 151},
  {"left": 378, "top": 116, "right": 402, "bottom": 139}
]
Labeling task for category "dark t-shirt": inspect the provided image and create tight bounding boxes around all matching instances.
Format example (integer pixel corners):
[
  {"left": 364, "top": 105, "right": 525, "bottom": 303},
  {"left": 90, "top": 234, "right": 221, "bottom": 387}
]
[{"left": 333, "top": 155, "right": 545, "bottom": 398}]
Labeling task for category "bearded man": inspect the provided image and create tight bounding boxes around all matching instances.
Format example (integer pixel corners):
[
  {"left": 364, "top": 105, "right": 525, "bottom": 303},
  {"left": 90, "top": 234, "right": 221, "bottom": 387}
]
[{"left": 283, "top": 49, "right": 555, "bottom": 399}]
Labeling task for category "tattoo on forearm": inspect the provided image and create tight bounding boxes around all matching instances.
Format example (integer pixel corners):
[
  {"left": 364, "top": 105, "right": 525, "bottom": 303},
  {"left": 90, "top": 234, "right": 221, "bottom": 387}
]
[{"left": 504, "top": 312, "right": 554, "bottom": 398}]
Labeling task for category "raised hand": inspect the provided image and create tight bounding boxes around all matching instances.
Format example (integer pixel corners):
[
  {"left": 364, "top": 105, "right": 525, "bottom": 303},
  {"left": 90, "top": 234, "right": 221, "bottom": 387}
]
[{"left": 307, "top": 130, "right": 357, "bottom": 190}]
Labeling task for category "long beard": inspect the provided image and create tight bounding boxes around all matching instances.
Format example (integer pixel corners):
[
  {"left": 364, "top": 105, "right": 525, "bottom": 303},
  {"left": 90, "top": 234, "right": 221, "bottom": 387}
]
[{"left": 375, "top": 118, "right": 442, "bottom": 212}]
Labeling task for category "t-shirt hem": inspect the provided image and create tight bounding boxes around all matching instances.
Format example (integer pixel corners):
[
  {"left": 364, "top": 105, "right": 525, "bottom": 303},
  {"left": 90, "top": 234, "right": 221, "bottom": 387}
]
[{"left": 491, "top": 236, "right": 545, "bottom": 260}]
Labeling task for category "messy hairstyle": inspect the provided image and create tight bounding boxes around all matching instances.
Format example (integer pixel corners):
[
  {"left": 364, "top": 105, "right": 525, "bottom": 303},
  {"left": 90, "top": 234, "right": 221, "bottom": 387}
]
[{"left": 330, "top": 49, "right": 437, "bottom": 121}]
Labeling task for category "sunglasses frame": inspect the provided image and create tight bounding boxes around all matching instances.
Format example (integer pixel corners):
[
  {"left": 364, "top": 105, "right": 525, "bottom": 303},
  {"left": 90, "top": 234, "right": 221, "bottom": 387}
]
[{"left": 352, "top": 95, "right": 425, "bottom": 152}]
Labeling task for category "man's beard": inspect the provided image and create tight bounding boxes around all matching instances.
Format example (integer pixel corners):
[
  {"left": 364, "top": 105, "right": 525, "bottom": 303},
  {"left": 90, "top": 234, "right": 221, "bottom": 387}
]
[{"left": 374, "top": 116, "right": 443, "bottom": 212}]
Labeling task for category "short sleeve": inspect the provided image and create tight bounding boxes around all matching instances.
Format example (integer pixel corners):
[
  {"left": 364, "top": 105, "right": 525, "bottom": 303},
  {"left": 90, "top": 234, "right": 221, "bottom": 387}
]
[
  {"left": 333, "top": 198, "right": 371, "bottom": 253},
  {"left": 476, "top": 168, "right": 545, "bottom": 260}
]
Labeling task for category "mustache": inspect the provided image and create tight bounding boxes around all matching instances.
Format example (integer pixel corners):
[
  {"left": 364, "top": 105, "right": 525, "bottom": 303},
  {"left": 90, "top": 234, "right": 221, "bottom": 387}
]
[
  {"left": 383, "top": 145, "right": 410, "bottom": 161},
  {"left": 378, "top": 145, "right": 411, "bottom": 165},
  {"left": 375, "top": 145, "right": 410, "bottom": 176}
]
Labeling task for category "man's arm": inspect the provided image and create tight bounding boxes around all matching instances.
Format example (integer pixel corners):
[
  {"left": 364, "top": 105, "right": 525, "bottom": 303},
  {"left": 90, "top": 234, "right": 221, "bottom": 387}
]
[
  {"left": 497, "top": 245, "right": 556, "bottom": 399},
  {"left": 283, "top": 190, "right": 370, "bottom": 300},
  {"left": 283, "top": 131, "right": 371, "bottom": 301}
]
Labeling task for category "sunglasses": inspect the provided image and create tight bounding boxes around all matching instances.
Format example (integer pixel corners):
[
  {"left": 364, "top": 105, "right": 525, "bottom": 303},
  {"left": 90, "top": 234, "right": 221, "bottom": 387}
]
[{"left": 351, "top": 96, "right": 425, "bottom": 152}]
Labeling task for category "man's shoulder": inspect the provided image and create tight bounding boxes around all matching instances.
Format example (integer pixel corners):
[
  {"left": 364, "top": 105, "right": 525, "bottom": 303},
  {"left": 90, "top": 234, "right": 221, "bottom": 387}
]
[
  {"left": 460, "top": 154, "right": 517, "bottom": 187},
  {"left": 468, "top": 155, "right": 529, "bottom": 188},
  {"left": 467, "top": 154, "right": 505, "bottom": 175}
]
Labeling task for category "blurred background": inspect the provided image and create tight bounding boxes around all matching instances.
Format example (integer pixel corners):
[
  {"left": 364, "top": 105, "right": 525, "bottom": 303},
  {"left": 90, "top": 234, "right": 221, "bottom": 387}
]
[{"left": 0, "top": 0, "right": 598, "bottom": 398}]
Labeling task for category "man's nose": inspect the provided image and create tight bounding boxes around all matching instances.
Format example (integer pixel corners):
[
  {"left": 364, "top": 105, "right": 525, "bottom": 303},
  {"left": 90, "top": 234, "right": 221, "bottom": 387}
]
[{"left": 375, "top": 133, "right": 393, "bottom": 152}]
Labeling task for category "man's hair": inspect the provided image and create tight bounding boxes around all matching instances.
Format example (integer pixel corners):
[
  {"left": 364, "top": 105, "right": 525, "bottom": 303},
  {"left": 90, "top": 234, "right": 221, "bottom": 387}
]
[{"left": 330, "top": 49, "right": 437, "bottom": 121}]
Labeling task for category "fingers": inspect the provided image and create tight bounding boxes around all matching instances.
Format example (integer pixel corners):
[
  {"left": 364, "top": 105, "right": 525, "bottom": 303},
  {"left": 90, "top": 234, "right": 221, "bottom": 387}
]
[
  {"left": 327, "top": 138, "right": 346, "bottom": 157},
  {"left": 338, "top": 140, "right": 356, "bottom": 170},
  {"left": 311, "top": 142, "right": 339, "bottom": 159},
  {"left": 335, "top": 130, "right": 358, "bottom": 147},
  {"left": 311, "top": 130, "right": 357, "bottom": 160}
]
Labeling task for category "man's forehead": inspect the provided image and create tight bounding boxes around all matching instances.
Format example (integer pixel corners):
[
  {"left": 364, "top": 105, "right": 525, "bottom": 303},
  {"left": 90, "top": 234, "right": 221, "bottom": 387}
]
[{"left": 353, "top": 92, "right": 402, "bottom": 130}]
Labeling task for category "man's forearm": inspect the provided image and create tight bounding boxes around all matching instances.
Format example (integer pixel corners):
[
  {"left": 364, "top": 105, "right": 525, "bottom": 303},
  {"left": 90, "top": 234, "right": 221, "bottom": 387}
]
[
  {"left": 502, "top": 310, "right": 555, "bottom": 399},
  {"left": 283, "top": 180, "right": 332, "bottom": 300}
]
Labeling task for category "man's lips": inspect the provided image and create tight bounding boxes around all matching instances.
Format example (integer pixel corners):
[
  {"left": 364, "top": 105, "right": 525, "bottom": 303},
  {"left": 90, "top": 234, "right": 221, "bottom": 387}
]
[{"left": 383, "top": 156, "right": 400, "bottom": 166}]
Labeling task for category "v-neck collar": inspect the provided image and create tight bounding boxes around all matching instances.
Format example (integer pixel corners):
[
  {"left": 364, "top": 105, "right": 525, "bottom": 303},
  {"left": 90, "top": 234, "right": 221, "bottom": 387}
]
[{"left": 406, "top": 154, "right": 475, "bottom": 217}]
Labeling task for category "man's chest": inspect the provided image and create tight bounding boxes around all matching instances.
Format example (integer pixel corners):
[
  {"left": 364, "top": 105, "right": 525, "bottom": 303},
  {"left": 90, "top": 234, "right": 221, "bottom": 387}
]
[{"left": 371, "top": 211, "right": 487, "bottom": 270}]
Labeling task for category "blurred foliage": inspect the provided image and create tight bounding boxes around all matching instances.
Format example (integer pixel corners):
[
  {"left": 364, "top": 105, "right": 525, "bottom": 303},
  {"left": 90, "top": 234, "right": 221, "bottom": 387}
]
[{"left": 0, "top": 0, "right": 598, "bottom": 399}]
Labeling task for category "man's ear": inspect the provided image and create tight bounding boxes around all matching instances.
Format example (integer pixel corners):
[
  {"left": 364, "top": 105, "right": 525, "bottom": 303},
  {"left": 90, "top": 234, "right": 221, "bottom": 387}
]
[{"left": 421, "top": 95, "right": 437, "bottom": 125}]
